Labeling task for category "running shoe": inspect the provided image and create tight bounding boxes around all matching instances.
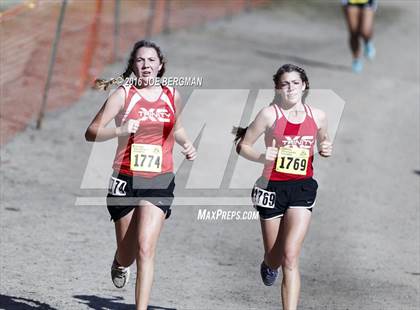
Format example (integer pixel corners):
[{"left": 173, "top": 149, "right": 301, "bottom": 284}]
[
  {"left": 260, "top": 261, "right": 278, "bottom": 286},
  {"left": 352, "top": 58, "right": 363, "bottom": 73},
  {"left": 364, "top": 41, "right": 376, "bottom": 60},
  {"left": 111, "top": 259, "right": 130, "bottom": 288}
]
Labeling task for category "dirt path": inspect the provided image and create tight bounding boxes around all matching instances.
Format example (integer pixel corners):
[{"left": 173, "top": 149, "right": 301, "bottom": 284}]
[{"left": 1, "top": 1, "right": 419, "bottom": 309}]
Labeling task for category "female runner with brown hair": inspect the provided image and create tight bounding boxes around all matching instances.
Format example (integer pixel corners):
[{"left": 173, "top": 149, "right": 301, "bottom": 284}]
[
  {"left": 234, "top": 64, "right": 332, "bottom": 309},
  {"left": 85, "top": 40, "right": 196, "bottom": 310}
]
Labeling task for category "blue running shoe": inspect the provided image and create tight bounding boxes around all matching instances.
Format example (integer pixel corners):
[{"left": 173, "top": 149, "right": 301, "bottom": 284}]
[
  {"left": 364, "top": 41, "right": 376, "bottom": 60},
  {"left": 260, "top": 261, "right": 278, "bottom": 286},
  {"left": 352, "top": 58, "right": 363, "bottom": 73}
]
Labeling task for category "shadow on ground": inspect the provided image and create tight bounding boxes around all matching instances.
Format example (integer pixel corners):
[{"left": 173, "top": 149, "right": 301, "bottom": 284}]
[
  {"left": 0, "top": 294, "right": 58, "bottom": 309},
  {"left": 73, "top": 295, "right": 176, "bottom": 310},
  {"left": 256, "top": 49, "right": 349, "bottom": 72}
]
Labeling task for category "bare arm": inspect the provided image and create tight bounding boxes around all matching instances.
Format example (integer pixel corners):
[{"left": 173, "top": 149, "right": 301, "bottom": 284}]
[
  {"left": 173, "top": 90, "right": 197, "bottom": 160},
  {"left": 312, "top": 108, "right": 332, "bottom": 157},
  {"left": 85, "top": 87, "right": 142, "bottom": 142},
  {"left": 237, "top": 106, "right": 277, "bottom": 163},
  {"left": 85, "top": 88, "right": 125, "bottom": 142}
]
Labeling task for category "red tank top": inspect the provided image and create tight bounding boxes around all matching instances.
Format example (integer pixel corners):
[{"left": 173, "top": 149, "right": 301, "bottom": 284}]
[
  {"left": 263, "top": 103, "right": 318, "bottom": 181},
  {"left": 112, "top": 84, "right": 176, "bottom": 177}
]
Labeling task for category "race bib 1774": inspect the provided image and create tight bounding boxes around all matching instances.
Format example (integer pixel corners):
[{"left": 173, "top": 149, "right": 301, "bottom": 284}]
[{"left": 130, "top": 144, "right": 162, "bottom": 173}]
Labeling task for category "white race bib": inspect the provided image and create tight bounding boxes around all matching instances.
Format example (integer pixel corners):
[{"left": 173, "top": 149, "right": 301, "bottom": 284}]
[
  {"left": 108, "top": 177, "right": 127, "bottom": 196},
  {"left": 130, "top": 144, "right": 162, "bottom": 172},
  {"left": 252, "top": 186, "right": 276, "bottom": 209}
]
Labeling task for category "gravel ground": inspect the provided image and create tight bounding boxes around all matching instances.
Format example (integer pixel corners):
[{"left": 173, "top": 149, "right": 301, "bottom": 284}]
[{"left": 1, "top": 1, "right": 419, "bottom": 309}]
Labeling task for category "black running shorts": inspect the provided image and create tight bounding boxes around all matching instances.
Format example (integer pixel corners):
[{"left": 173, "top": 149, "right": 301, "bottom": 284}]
[
  {"left": 106, "top": 171, "right": 175, "bottom": 222},
  {"left": 252, "top": 177, "right": 318, "bottom": 220}
]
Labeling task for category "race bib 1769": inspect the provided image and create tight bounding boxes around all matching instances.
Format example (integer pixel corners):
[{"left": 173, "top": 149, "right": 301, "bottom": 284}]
[
  {"left": 275, "top": 146, "right": 309, "bottom": 175},
  {"left": 252, "top": 186, "right": 276, "bottom": 209}
]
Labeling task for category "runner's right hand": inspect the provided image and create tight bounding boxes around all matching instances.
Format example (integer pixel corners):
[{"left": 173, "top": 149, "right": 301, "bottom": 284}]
[
  {"left": 117, "top": 119, "right": 140, "bottom": 136},
  {"left": 265, "top": 139, "right": 278, "bottom": 161}
]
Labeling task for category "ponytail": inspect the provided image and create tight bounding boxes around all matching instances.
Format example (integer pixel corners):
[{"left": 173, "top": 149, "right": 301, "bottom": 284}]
[
  {"left": 232, "top": 126, "right": 248, "bottom": 144},
  {"left": 93, "top": 66, "right": 133, "bottom": 91},
  {"left": 93, "top": 76, "right": 120, "bottom": 91}
]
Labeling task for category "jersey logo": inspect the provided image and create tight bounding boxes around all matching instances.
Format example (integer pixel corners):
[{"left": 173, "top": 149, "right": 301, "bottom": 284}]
[
  {"left": 281, "top": 136, "right": 314, "bottom": 149},
  {"left": 138, "top": 108, "right": 171, "bottom": 122}
]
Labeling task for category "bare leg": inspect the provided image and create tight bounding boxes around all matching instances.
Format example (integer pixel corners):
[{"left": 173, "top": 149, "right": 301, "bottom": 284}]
[
  {"left": 280, "top": 209, "right": 312, "bottom": 310},
  {"left": 114, "top": 208, "right": 138, "bottom": 267},
  {"left": 260, "top": 217, "right": 284, "bottom": 269},
  {"left": 343, "top": 6, "right": 363, "bottom": 58},
  {"left": 135, "top": 200, "right": 166, "bottom": 310},
  {"left": 360, "top": 8, "right": 375, "bottom": 43}
]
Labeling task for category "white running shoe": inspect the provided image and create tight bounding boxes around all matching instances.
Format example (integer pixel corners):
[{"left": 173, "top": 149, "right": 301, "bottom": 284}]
[{"left": 111, "top": 259, "right": 130, "bottom": 288}]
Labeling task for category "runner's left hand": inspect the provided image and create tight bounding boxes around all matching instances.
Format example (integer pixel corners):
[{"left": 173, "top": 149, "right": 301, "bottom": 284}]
[
  {"left": 181, "top": 142, "right": 197, "bottom": 160},
  {"left": 319, "top": 140, "right": 332, "bottom": 157}
]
